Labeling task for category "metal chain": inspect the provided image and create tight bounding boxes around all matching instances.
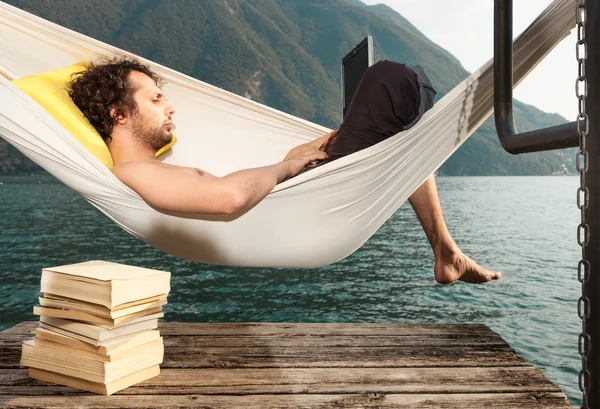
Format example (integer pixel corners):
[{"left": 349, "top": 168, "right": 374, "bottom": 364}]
[{"left": 576, "top": 1, "right": 590, "bottom": 408}]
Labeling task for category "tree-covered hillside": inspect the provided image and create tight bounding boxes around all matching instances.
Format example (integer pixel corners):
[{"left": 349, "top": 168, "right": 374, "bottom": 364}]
[{"left": 0, "top": 0, "right": 574, "bottom": 175}]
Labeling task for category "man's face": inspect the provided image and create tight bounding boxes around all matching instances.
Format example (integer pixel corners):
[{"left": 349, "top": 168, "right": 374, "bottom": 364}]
[{"left": 127, "top": 70, "right": 176, "bottom": 152}]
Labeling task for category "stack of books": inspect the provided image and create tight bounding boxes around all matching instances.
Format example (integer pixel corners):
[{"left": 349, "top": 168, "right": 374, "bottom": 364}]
[{"left": 20, "top": 260, "right": 171, "bottom": 395}]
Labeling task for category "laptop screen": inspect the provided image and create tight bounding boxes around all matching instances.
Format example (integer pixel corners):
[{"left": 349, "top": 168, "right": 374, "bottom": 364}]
[{"left": 342, "top": 36, "right": 373, "bottom": 118}]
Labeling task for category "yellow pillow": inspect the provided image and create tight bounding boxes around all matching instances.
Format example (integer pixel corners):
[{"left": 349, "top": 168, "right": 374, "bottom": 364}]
[
  {"left": 12, "top": 63, "right": 177, "bottom": 168},
  {"left": 156, "top": 133, "right": 177, "bottom": 157}
]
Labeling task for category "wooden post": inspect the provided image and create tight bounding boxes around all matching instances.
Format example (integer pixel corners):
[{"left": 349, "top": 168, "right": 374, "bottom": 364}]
[{"left": 584, "top": 1, "right": 600, "bottom": 407}]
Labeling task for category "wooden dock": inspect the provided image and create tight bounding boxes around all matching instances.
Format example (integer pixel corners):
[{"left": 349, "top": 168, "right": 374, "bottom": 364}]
[{"left": 0, "top": 321, "right": 574, "bottom": 408}]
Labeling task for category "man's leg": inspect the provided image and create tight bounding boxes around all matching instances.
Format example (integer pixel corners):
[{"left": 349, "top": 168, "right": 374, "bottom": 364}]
[
  {"left": 408, "top": 174, "right": 501, "bottom": 284},
  {"left": 319, "top": 61, "right": 498, "bottom": 283}
]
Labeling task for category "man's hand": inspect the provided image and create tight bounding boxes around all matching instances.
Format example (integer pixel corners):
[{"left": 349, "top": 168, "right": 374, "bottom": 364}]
[
  {"left": 284, "top": 149, "right": 328, "bottom": 179},
  {"left": 283, "top": 129, "right": 338, "bottom": 161}
]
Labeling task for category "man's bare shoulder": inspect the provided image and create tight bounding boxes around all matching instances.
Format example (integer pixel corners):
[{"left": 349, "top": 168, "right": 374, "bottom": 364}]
[
  {"left": 112, "top": 160, "right": 153, "bottom": 173},
  {"left": 110, "top": 161, "right": 157, "bottom": 185},
  {"left": 112, "top": 160, "right": 212, "bottom": 182}
]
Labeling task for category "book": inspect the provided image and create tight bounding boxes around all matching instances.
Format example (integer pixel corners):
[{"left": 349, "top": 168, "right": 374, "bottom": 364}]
[
  {"left": 35, "top": 328, "right": 161, "bottom": 355},
  {"left": 29, "top": 364, "right": 160, "bottom": 395},
  {"left": 39, "top": 313, "right": 162, "bottom": 342},
  {"left": 38, "top": 322, "right": 157, "bottom": 348},
  {"left": 21, "top": 339, "right": 164, "bottom": 384},
  {"left": 22, "top": 260, "right": 171, "bottom": 395},
  {"left": 39, "top": 294, "right": 167, "bottom": 318},
  {"left": 40, "top": 260, "right": 171, "bottom": 309},
  {"left": 33, "top": 305, "right": 164, "bottom": 327},
  {"left": 33, "top": 336, "right": 163, "bottom": 362}
]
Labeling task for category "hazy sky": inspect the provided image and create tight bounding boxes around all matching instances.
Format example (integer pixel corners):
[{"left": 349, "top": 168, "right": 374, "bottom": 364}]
[{"left": 361, "top": 0, "right": 578, "bottom": 121}]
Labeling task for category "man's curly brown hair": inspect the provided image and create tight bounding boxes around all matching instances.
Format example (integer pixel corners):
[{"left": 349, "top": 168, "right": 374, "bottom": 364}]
[{"left": 68, "top": 56, "right": 164, "bottom": 143}]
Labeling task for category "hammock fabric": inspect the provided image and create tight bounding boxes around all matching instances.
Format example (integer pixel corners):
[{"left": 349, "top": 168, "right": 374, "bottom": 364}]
[{"left": 0, "top": 0, "right": 575, "bottom": 268}]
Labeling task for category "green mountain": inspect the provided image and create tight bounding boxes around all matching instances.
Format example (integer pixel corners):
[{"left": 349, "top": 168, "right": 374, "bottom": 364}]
[{"left": 0, "top": 0, "right": 574, "bottom": 175}]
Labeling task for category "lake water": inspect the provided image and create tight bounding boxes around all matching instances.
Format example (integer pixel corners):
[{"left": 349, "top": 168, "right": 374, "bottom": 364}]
[{"left": 0, "top": 174, "right": 583, "bottom": 405}]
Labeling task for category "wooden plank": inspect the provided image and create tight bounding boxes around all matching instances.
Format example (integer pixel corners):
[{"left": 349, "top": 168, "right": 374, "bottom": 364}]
[
  {"left": 0, "top": 321, "right": 499, "bottom": 337},
  {"left": 0, "top": 393, "right": 574, "bottom": 408},
  {"left": 0, "top": 333, "right": 511, "bottom": 348},
  {"left": 166, "top": 334, "right": 510, "bottom": 347},
  {"left": 0, "top": 323, "right": 35, "bottom": 335},
  {"left": 0, "top": 367, "right": 561, "bottom": 395},
  {"left": 158, "top": 346, "right": 526, "bottom": 368},
  {"left": 0, "top": 345, "right": 527, "bottom": 369},
  {"left": 157, "top": 322, "right": 498, "bottom": 337}
]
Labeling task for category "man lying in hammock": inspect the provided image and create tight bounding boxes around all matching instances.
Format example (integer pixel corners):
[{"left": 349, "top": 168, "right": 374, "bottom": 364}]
[{"left": 69, "top": 57, "right": 501, "bottom": 285}]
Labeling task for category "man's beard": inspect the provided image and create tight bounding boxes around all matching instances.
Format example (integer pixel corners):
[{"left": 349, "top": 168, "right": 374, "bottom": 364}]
[{"left": 131, "top": 114, "right": 173, "bottom": 152}]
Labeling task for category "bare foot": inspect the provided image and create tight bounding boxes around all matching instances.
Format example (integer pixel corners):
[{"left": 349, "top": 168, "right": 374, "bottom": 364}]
[{"left": 434, "top": 251, "right": 501, "bottom": 284}]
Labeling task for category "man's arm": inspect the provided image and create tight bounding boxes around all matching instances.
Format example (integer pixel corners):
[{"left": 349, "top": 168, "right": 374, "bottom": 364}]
[{"left": 112, "top": 149, "right": 326, "bottom": 215}]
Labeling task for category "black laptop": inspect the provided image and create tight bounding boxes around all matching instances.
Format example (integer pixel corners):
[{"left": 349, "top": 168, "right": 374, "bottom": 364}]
[{"left": 341, "top": 35, "right": 373, "bottom": 118}]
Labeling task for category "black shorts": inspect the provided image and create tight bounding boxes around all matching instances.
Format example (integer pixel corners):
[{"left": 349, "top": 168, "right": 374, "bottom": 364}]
[{"left": 320, "top": 60, "right": 436, "bottom": 164}]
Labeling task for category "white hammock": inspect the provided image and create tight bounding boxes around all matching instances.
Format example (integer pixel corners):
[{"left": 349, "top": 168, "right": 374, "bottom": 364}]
[{"left": 0, "top": 0, "right": 575, "bottom": 268}]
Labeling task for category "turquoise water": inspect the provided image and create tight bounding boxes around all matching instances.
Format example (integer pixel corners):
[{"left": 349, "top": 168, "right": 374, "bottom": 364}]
[{"left": 0, "top": 174, "right": 582, "bottom": 405}]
